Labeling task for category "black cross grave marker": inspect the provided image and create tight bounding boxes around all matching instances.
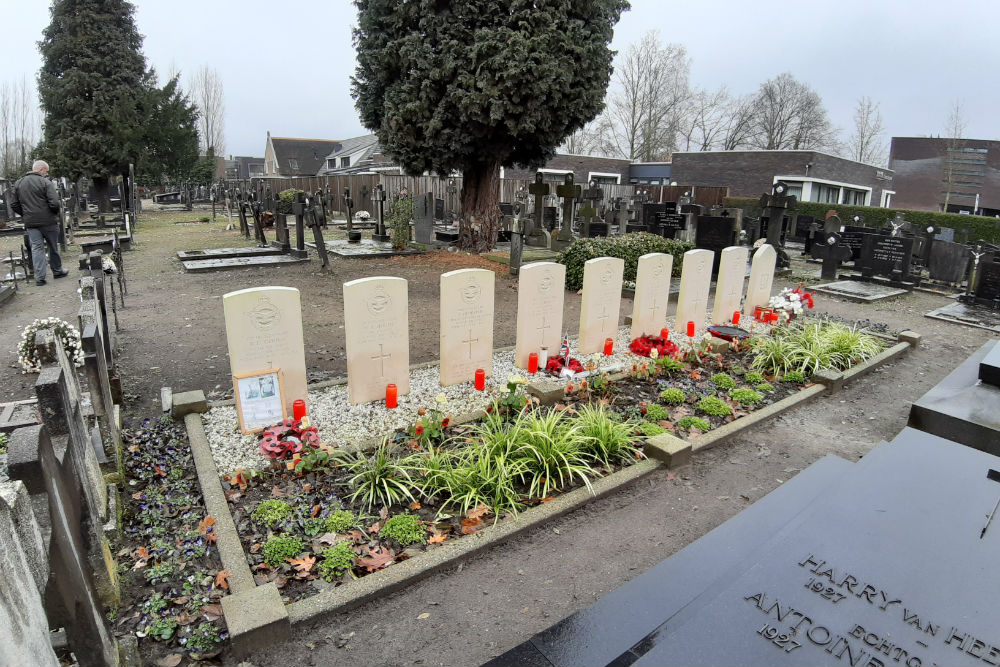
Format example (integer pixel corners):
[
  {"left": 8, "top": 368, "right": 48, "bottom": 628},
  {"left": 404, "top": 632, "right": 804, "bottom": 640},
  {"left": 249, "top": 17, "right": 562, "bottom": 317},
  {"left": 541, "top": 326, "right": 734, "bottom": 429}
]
[
  {"left": 554, "top": 174, "right": 582, "bottom": 247},
  {"left": 579, "top": 201, "right": 598, "bottom": 238},
  {"left": 343, "top": 188, "right": 354, "bottom": 233},
  {"left": 528, "top": 173, "right": 549, "bottom": 234},
  {"left": 811, "top": 232, "right": 853, "bottom": 281}
]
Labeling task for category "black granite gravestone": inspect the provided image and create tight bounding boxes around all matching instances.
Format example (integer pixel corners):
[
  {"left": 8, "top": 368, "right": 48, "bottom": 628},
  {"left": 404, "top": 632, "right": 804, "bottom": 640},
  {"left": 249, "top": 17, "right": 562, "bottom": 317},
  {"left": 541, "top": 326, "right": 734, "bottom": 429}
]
[
  {"left": 811, "top": 232, "right": 853, "bottom": 281},
  {"left": 543, "top": 207, "right": 558, "bottom": 231},
  {"left": 973, "top": 259, "right": 1000, "bottom": 305},
  {"left": 435, "top": 198, "right": 445, "bottom": 221},
  {"left": 657, "top": 212, "right": 686, "bottom": 240},
  {"left": 695, "top": 216, "right": 737, "bottom": 275},
  {"left": 839, "top": 226, "right": 868, "bottom": 262},
  {"left": 927, "top": 241, "right": 969, "bottom": 285},
  {"left": 858, "top": 234, "right": 915, "bottom": 284},
  {"left": 413, "top": 192, "right": 434, "bottom": 244},
  {"left": 792, "top": 215, "right": 814, "bottom": 242},
  {"left": 642, "top": 203, "right": 667, "bottom": 233}
]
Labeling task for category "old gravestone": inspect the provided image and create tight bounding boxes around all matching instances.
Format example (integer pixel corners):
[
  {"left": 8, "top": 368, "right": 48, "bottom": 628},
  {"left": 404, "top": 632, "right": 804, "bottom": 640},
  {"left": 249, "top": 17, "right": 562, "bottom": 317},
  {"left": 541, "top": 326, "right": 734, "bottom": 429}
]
[
  {"left": 674, "top": 249, "right": 715, "bottom": 333},
  {"left": 858, "top": 234, "right": 915, "bottom": 283},
  {"left": 928, "top": 240, "right": 969, "bottom": 285},
  {"left": 642, "top": 203, "right": 668, "bottom": 233},
  {"left": 712, "top": 246, "right": 748, "bottom": 325},
  {"left": 223, "top": 286, "right": 307, "bottom": 416},
  {"left": 630, "top": 253, "right": 673, "bottom": 339},
  {"left": 526, "top": 173, "right": 551, "bottom": 248},
  {"left": 839, "top": 225, "right": 869, "bottom": 262},
  {"left": 743, "top": 244, "right": 777, "bottom": 317},
  {"left": 413, "top": 193, "right": 435, "bottom": 244},
  {"left": 695, "top": 216, "right": 738, "bottom": 277},
  {"left": 971, "top": 257, "right": 1000, "bottom": 306},
  {"left": 551, "top": 174, "right": 581, "bottom": 252},
  {"left": 343, "top": 277, "right": 409, "bottom": 404},
  {"left": 811, "top": 233, "right": 854, "bottom": 281},
  {"left": 578, "top": 257, "right": 625, "bottom": 354},
  {"left": 657, "top": 211, "right": 687, "bottom": 240},
  {"left": 440, "top": 269, "right": 495, "bottom": 386},
  {"left": 435, "top": 198, "right": 445, "bottom": 221},
  {"left": 515, "top": 262, "right": 566, "bottom": 370}
]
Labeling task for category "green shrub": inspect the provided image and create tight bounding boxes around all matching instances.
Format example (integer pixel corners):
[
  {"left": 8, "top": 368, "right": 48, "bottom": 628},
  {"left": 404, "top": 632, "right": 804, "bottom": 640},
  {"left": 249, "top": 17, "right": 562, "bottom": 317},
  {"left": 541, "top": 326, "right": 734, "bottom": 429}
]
[
  {"left": 749, "top": 321, "right": 884, "bottom": 375},
  {"left": 756, "top": 383, "right": 774, "bottom": 392},
  {"left": 198, "top": 216, "right": 210, "bottom": 223},
  {"left": 318, "top": 542, "right": 356, "bottom": 581},
  {"left": 387, "top": 190, "right": 414, "bottom": 250},
  {"left": 677, "top": 416, "right": 710, "bottom": 432},
  {"left": 380, "top": 514, "right": 426, "bottom": 546},
  {"left": 730, "top": 388, "right": 764, "bottom": 405},
  {"left": 637, "top": 422, "right": 667, "bottom": 437},
  {"left": 324, "top": 510, "right": 356, "bottom": 533},
  {"left": 658, "top": 388, "right": 686, "bottom": 405},
  {"left": 782, "top": 371, "right": 806, "bottom": 384},
  {"left": 744, "top": 371, "right": 765, "bottom": 385},
  {"left": 263, "top": 536, "right": 305, "bottom": 567},
  {"left": 252, "top": 499, "right": 293, "bottom": 527},
  {"left": 557, "top": 233, "right": 693, "bottom": 290},
  {"left": 655, "top": 356, "right": 685, "bottom": 373},
  {"left": 575, "top": 404, "right": 642, "bottom": 466},
  {"left": 696, "top": 396, "right": 731, "bottom": 416},
  {"left": 644, "top": 403, "right": 669, "bottom": 422},
  {"left": 710, "top": 373, "right": 737, "bottom": 389},
  {"left": 277, "top": 188, "right": 304, "bottom": 214}
]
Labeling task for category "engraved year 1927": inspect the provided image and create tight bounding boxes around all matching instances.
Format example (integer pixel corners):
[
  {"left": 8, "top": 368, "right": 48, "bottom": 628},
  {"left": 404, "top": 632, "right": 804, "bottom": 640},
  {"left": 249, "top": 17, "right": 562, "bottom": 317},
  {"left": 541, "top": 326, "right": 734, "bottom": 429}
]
[
  {"left": 757, "top": 624, "right": 802, "bottom": 653},
  {"left": 804, "top": 577, "right": 846, "bottom": 604}
]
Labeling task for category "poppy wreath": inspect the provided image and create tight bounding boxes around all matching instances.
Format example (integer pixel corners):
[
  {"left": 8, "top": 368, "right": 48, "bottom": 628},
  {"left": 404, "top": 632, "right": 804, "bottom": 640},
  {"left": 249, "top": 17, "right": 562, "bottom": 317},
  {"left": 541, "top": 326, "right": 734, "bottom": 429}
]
[
  {"left": 259, "top": 418, "right": 320, "bottom": 459},
  {"left": 629, "top": 335, "right": 679, "bottom": 358},
  {"left": 546, "top": 354, "right": 585, "bottom": 375}
]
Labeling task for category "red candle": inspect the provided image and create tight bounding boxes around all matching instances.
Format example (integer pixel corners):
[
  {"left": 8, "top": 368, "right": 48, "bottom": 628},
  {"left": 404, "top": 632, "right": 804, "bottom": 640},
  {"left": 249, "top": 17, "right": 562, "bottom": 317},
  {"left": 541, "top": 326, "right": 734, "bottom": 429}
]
[
  {"left": 687, "top": 321, "right": 695, "bottom": 337},
  {"left": 603, "top": 338, "right": 614, "bottom": 355},
  {"left": 660, "top": 328, "right": 669, "bottom": 339},
  {"left": 732, "top": 311, "right": 741, "bottom": 325},
  {"left": 474, "top": 368, "right": 485, "bottom": 390},
  {"left": 292, "top": 399, "right": 306, "bottom": 420},
  {"left": 753, "top": 306, "right": 764, "bottom": 321},
  {"left": 386, "top": 384, "right": 397, "bottom": 409},
  {"left": 768, "top": 313, "right": 779, "bottom": 325},
  {"left": 528, "top": 352, "right": 539, "bottom": 374}
]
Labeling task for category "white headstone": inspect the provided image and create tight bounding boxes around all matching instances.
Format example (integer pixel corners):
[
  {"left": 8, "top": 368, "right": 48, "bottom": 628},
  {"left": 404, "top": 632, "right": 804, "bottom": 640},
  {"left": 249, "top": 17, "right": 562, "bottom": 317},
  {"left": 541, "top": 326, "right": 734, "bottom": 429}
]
[
  {"left": 712, "top": 246, "right": 749, "bottom": 325},
  {"left": 440, "top": 268, "right": 495, "bottom": 386},
  {"left": 673, "top": 249, "right": 714, "bottom": 333},
  {"left": 343, "top": 276, "right": 409, "bottom": 404},
  {"left": 223, "top": 286, "right": 307, "bottom": 416},
  {"left": 578, "top": 257, "right": 625, "bottom": 354},
  {"left": 515, "top": 262, "right": 566, "bottom": 369},
  {"left": 743, "top": 244, "right": 778, "bottom": 316},
  {"left": 631, "top": 252, "right": 673, "bottom": 339}
]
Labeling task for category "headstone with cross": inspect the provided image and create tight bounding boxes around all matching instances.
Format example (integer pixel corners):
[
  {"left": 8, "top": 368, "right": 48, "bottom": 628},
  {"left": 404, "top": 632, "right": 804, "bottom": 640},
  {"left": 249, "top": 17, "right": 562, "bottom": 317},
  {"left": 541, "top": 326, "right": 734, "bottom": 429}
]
[
  {"left": 515, "top": 262, "right": 566, "bottom": 369},
  {"left": 579, "top": 200, "right": 599, "bottom": 238},
  {"left": 344, "top": 277, "right": 410, "bottom": 403},
  {"left": 812, "top": 232, "right": 855, "bottom": 281},
  {"left": 343, "top": 187, "right": 354, "bottom": 233},
  {"left": 440, "top": 268, "right": 495, "bottom": 385},
  {"left": 290, "top": 193, "right": 308, "bottom": 258},
  {"left": 525, "top": 172, "right": 551, "bottom": 248},
  {"left": 578, "top": 256, "right": 624, "bottom": 354},
  {"left": 371, "top": 184, "right": 390, "bottom": 243},
  {"left": 304, "top": 194, "right": 329, "bottom": 268},
  {"left": 552, "top": 173, "right": 581, "bottom": 252},
  {"left": 314, "top": 190, "right": 328, "bottom": 227},
  {"left": 758, "top": 182, "right": 794, "bottom": 269}
]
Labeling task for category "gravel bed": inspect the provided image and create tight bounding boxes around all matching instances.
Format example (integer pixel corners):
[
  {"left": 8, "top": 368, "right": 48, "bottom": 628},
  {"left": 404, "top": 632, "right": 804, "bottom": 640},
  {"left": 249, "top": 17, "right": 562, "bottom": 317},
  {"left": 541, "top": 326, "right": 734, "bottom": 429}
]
[{"left": 200, "top": 322, "right": 735, "bottom": 475}]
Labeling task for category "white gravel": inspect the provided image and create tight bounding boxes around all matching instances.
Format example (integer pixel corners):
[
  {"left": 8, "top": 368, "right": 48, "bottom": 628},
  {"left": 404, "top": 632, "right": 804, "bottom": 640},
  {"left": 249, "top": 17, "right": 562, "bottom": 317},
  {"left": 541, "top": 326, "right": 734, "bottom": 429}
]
[{"left": 200, "top": 322, "right": 737, "bottom": 475}]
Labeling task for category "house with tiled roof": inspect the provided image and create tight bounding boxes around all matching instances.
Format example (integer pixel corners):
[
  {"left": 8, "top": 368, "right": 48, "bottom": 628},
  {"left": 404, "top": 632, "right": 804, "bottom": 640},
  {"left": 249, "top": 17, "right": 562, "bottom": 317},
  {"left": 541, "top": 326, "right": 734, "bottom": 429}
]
[
  {"left": 316, "top": 134, "right": 389, "bottom": 175},
  {"left": 263, "top": 132, "right": 341, "bottom": 177}
]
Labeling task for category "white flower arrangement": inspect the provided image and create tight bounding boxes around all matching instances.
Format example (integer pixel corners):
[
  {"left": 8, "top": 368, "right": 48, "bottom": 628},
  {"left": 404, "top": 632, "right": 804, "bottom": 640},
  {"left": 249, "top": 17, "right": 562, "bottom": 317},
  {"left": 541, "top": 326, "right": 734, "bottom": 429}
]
[
  {"left": 354, "top": 210, "right": 371, "bottom": 221},
  {"left": 767, "top": 288, "right": 805, "bottom": 322},
  {"left": 17, "top": 317, "right": 85, "bottom": 373}
]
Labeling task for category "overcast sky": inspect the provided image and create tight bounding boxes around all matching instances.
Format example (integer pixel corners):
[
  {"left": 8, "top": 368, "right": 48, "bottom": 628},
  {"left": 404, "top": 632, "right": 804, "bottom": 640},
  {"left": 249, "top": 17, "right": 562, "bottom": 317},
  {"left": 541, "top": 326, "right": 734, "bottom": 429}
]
[{"left": 4, "top": 0, "right": 998, "bottom": 158}]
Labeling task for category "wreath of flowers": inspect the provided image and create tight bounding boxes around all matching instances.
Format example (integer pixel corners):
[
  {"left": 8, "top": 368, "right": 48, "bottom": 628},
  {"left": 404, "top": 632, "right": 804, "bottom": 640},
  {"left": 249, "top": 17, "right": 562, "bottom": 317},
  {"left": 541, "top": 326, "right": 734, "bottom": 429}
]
[
  {"left": 17, "top": 318, "right": 85, "bottom": 374},
  {"left": 354, "top": 210, "right": 371, "bottom": 221},
  {"left": 258, "top": 418, "right": 320, "bottom": 460},
  {"left": 629, "top": 335, "right": 679, "bottom": 358},
  {"left": 767, "top": 283, "right": 815, "bottom": 323},
  {"left": 545, "top": 355, "right": 585, "bottom": 375}
]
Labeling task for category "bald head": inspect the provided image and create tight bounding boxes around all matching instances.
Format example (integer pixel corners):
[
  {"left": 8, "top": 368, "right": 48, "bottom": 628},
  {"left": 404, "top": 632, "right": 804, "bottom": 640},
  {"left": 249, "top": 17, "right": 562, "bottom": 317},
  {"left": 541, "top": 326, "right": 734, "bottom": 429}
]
[{"left": 32, "top": 160, "right": 49, "bottom": 175}]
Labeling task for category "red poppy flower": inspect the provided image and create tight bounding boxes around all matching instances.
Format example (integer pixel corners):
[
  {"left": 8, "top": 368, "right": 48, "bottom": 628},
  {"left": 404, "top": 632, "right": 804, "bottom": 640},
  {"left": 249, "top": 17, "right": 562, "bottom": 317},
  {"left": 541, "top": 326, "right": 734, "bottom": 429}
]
[
  {"left": 415, "top": 423, "right": 424, "bottom": 436},
  {"left": 441, "top": 417, "right": 450, "bottom": 428}
]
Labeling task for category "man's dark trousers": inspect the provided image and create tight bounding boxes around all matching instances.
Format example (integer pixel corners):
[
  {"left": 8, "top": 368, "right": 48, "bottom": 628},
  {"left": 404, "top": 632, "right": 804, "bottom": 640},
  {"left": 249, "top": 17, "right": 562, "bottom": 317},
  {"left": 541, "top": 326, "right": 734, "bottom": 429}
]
[{"left": 26, "top": 224, "right": 63, "bottom": 281}]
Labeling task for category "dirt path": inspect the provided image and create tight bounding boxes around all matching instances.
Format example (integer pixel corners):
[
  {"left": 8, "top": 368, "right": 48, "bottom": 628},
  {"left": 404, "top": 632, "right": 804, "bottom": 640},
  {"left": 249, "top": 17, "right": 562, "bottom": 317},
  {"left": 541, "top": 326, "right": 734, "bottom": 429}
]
[{"left": 1, "top": 211, "right": 993, "bottom": 666}]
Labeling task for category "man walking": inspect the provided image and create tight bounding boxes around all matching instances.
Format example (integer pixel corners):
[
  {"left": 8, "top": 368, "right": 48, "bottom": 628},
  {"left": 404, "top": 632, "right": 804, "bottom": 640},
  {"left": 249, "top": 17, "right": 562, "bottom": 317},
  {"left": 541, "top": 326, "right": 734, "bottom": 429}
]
[{"left": 12, "top": 160, "right": 68, "bottom": 286}]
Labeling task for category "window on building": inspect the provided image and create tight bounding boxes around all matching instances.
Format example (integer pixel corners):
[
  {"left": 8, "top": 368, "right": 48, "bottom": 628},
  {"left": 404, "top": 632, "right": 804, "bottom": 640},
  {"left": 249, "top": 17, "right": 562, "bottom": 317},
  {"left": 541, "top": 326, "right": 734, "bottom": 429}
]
[
  {"left": 248, "top": 164, "right": 264, "bottom": 178},
  {"left": 288, "top": 158, "right": 298, "bottom": 170},
  {"left": 590, "top": 175, "right": 619, "bottom": 185},
  {"left": 341, "top": 156, "right": 351, "bottom": 168},
  {"left": 539, "top": 171, "right": 570, "bottom": 183}
]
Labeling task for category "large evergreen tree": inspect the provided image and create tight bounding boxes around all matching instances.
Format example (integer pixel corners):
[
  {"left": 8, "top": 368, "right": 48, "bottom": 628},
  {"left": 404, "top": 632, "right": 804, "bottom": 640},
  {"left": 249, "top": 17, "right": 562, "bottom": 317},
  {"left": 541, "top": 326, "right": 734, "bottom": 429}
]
[
  {"left": 38, "top": 0, "right": 147, "bottom": 207},
  {"left": 352, "top": 0, "right": 628, "bottom": 252},
  {"left": 131, "top": 75, "right": 202, "bottom": 185}
]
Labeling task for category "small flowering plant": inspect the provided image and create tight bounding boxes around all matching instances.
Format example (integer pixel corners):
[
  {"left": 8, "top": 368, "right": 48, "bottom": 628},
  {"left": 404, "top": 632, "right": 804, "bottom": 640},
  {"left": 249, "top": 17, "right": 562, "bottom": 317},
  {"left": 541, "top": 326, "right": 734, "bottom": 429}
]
[
  {"left": 409, "top": 393, "right": 452, "bottom": 448},
  {"left": 494, "top": 375, "right": 530, "bottom": 416},
  {"left": 767, "top": 284, "right": 815, "bottom": 323},
  {"left": 629, "top": 335, "right": 679, "bottom": 359},
  {"left": 17, "top": 318, "right": 85, "bottom": 373}
]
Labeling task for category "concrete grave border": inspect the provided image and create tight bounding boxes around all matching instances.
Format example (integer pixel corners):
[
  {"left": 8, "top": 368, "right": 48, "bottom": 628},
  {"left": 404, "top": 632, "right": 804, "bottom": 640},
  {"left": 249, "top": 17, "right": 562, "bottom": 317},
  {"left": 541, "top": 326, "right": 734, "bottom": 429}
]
[{"left": 178, "top": 330, "right": 918, "bottom": 657}]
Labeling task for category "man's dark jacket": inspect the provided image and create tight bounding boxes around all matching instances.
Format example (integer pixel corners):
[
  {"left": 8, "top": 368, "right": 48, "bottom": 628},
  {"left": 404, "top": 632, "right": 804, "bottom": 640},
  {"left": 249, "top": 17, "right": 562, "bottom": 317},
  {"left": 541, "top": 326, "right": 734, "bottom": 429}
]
[{"left": 12, "top": 172, "right": 60, "bottom": 228}]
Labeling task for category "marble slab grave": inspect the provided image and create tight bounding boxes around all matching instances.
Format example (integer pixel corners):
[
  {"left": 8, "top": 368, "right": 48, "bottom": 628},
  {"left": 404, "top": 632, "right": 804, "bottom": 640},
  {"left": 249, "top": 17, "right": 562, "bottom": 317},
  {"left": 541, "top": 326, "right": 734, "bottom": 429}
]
[
  {"left": 181, "top": 255, "right": 310, "bottom": 272},
  {"left": 305, "top": 239, "right": 423, "bottom": 258},
  {"left": 177, "top": 247, "right": 284, "bottom": 260},
  {"left": 809, "top": 281, "right": 907, "bottom": 302},
  {"left": 925, "top": 301, "right": 1000, "bottom": 333}
]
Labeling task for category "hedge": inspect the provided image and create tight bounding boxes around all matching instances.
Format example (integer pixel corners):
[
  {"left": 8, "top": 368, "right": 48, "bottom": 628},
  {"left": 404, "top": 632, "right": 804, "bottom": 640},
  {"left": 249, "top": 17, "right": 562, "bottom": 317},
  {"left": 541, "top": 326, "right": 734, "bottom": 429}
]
[
  {"left": 557, "top": 233, "right": 692, "bottom": 291},
  {"left": 277, "top": 188, "right": 305, "bottom": 214},
  {"left": 723, "top": 197, "right": 1000, "bottom": 245}
]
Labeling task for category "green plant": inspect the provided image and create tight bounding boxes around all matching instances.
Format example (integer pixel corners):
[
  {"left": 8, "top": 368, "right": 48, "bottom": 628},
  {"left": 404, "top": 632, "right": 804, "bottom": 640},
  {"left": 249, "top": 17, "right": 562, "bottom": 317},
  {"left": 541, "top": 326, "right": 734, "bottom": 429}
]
[
  {"left": 262, "top": 535, "right": 305, "bottom": 567},
  {"left": 142, "top": 592, "right": 168, "bottom": 614},
  {"left": 144, "top": 562, "right": 174, "bottom": 583},
  {"left": 184, "top": 622, "right": 222, "bottom": 653},
  {"left": 0, "top": 432, "right": 7, "bottom": 455},
  {"left": 696, "top": 396, "right": 731, "bottom": 416},
  {"left": 252, "top": 499, "right": 293, "bottom": 527},
  {"left": 782, "top": 371, "right": 806, "bottom": 384},
  {"left": 574, "top": 404, "right": 642, "bottom": 466},
  {"left": 637, "top": 422, "right": 667, "bottom": 437},
  {"left": 379, "top": 513, "right": 426, "bottom": 546},
  {"left": 558, "top": 233, "right": 691, "bottom": 290},
  {"left": 655, "top": 355, "right": 685, "bottom": 373},
  {"left": 677, "top": 416, "right": 710, "bottom": 432},
  {"left": 710, "top": 373, "right": 736, "bottom": 389},
  {"left": 658, "top": 388, "right": 686, "bottom": 405},
  {"left": 387, "top": 189, "right": 414, "bottom": 250},
  {"left": 644, "top": 403, "right": 669, "bottom": 422},
  {"left": 730, "top": 388, "right": 764, "bottom": 405},
  {"left": 146, "top": 616, "right": 178, "bottom": 641},
  {"left": 346, "top": 440, "right": 419, "bottom": 510},
  {"left": 324, "top": 510, "right": 356, "bottom": 533},
  {"left": 198, "top": 216, "right": 210, "bottom": 223},
  {"left": 744, "top": 371, "right": 765, "bottom": 385},
  {"left": 494, "top": 375, "right": 529, "bottom": 416},
  {"left": 747, "top": 336, "right": 798, "bottom": 375},
  {"left": 513, "top": 409, "right": 595, "bottom": 499},
  {"left": 756, "top": 383, "right": 774, "bottom": 392},
  {"left": 318, "top": 541, "right": 357, "bottom": 581},
  {"left": 749, "top": 321, "right": 885, "bottom": 375},
  {"left": 589, "top": 372, "right": 615, "bottom": 398},
  {"left": 277, "top": 188, "right": 304, "bottom": 214}
]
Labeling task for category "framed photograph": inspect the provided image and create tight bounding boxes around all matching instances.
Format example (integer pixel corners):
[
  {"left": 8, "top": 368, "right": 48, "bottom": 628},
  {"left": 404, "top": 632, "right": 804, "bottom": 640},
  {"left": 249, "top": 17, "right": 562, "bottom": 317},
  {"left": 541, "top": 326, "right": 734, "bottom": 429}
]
[{"left": 234, "top": 369, "right": 286, "bottom": 434}]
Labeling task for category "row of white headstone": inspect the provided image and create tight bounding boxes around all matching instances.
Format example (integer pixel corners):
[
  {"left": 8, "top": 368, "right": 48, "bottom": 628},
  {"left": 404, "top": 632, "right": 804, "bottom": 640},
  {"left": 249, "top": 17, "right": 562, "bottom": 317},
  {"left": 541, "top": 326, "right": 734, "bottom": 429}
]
[{"left": 222, "top": 244, "right": 777, "bottom": 409}]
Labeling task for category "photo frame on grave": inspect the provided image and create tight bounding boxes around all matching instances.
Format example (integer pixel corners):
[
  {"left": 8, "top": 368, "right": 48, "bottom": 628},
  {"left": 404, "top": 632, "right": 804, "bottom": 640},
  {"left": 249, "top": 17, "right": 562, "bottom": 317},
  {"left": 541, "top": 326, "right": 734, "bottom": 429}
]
[{"left": 233, "top": 368, "right": 286, "bottom": 434}]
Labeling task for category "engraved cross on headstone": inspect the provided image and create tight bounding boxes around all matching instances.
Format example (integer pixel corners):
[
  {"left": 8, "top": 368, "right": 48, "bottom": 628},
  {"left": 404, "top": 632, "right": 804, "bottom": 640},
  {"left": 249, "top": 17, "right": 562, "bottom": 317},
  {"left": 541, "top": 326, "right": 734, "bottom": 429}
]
[
  {"left": 596, "top": 304, "right": 611, "bottom": 334},
  {"left": 462, "top": 329, "right": 479, "bottom": 359},
  {"left": 536, "top": 315, "right": 551, "bottom": 342},
  {"left": 371, "top": 343, "right": 391, "bottom": 379}
]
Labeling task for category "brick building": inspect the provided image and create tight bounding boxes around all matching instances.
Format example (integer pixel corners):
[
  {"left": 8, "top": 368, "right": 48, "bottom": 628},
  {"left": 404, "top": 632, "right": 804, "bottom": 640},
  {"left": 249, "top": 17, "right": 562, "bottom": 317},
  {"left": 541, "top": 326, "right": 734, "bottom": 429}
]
[
  {"left": 889, "top": 137, "right": 1000, "bottom": 216},
  {"left": 670, "top": 150, "right": 894, "bottom": 207}
]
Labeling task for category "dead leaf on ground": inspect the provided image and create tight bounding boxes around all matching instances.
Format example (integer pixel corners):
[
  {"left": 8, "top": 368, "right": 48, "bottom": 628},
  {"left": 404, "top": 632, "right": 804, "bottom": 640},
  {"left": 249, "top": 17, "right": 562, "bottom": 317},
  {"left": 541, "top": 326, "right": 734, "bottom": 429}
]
[
  {"left": 411, "top": 501, "right": 422, "bottom": 510},
  {"left": 134, "top": 545, "right": 150, "bottom": 561},
  {"left": 271, "top": 485, "right": 285, "bottom": 498},
  {"left": 288, "top": 555, "right": 316, "bottom": 576},
  {"left": 467, "top": 504, "right": 491, "bottom": 520},
  {"left": 154, "top": 655, "right": 183, "bottom": 667},
  {"left": 357, "top": 546, "right": 394, "bottom": 572},
  {"left": 316, "top": 532, "right": 339, "bottom": 546},
  {"left": 201, "top": 604, "right": 224, "bottom": 621},
  {"left": 250, "top": 543, "right": 262, "bottom": 553},
  {"left": 198, "top": 516, "right": 216, "bottom": 534},
  {"left": 461, "top": 517, "right": 485, "bottom": 535},
  {"left": 427, "top": 527, "right": 447, "bottom": 544},
  {"left": 215, "top": 569, "right": 232, "bottom": 590},
  {"left": 176, "top": 611, "right": 196, "bottom": 626}
]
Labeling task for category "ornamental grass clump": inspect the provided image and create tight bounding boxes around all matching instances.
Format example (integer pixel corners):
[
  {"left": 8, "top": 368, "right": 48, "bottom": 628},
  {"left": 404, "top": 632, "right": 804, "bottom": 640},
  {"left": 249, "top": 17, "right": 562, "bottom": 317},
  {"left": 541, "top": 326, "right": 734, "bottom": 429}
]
[
  {"left": 346, "top": 440, "right": 419, "bottom": 510},
  {"left": 748, "top": 321, "right": 885, "bottom": 376},
  {"left": 574, "top": 404, "right": 643, "bottom": 466},
  {"left": 513, "top": 409, "right": 595, "bottom": 499},
  {"left": 379, "top": 514, "right": 426, "bottom": 546},
  {"left": 658, "top": 388, "right": 686, "bottom": 405},
  {"left": 696, "top": 396, "right": 731, "bottom": 416}
]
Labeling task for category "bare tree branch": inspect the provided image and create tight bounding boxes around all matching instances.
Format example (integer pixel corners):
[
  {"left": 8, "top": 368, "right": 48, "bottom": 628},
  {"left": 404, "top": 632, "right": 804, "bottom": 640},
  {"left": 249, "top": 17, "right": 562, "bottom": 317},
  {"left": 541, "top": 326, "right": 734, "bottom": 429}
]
[
  {"left": 847, "top": 96, "right": 887, "bottom": 165},
  {"left": 189, "top": 65, "right": 226, "bottom": 155},
  {"left": 748, "top": 73, "right": 839, "bottom": 152}
]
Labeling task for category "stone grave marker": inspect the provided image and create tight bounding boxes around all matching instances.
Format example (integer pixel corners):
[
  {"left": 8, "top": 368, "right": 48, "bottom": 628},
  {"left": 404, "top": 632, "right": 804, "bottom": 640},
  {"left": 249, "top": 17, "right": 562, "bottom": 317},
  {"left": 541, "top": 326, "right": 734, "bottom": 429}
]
[
  {"left": 695, "top": 216, "right": 738, "bottom": 276},
  {"left": 414, "top": 193, "right": 434, "bottom": 244},
  {"left": 642, "top": 203, "right": 668, "bottom": 233},
  {"left": 515, "top": 262, "right": 566, "bottom": 370},
  {"left": 223, "top": 286, "right": 307, "bottom": 416},
  {"left": 971, "top": 257, "right": 1000, "bottom": 306},
  {"left": 743, "top": 244, "right": 777, "bottom": 316},
  {"left": 630, "top": 253, "right": 672, "bottom": 339},
  {"left": 526, "top": 173, "right": 551, "bottom": 248},
  {"left": 343, "top": 277, "right": 409, "bottom": 404},
  {"left": 657, "top": 211, "right": 687, "bottom": 239},
  {"left": 811, "top": 232, "right": 854, "bottom": 281},
  {"left": 858, "top": 234, "right": 916, "bottom": 283},
  {"left": 935, "top": 226, "right": 956, "bottom": 242},
  {"left": 792, "top": 214, "right": 814, "bottom": 241},
  {"left": 579, "top": 200, "right": 599, "bottom": 238},
  {"left": 928, "top": 241, "right": 970, "bottom": 285},
  {"left": 440, "top": 269, "right": 495, "bottom": 386},
  {"left": 712, "top": 246, "right": 748, "bottom": 325},
  {"left": 674, "top": 249, "right": 714, "bottom": 332},
  {"left": 435, "top": 198, "right": 445, "bottom": 221},
  {"left": 578, "top": 257, "right": 625, "bottom": 354},
  {"left": 552, "top": 174, "right": 581, "bottom": 252},
  {"left": 839, "top": 225, "right": 869, "bottom": 261}
]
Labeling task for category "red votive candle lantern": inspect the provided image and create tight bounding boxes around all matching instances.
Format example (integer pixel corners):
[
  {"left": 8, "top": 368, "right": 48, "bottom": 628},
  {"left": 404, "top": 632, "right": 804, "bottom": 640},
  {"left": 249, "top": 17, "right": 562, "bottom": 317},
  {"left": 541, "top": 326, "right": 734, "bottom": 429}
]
[
  {"left": 769, "top": 313, "right": 779, "bottom": 325},
  {"left": 528, "top": 352, "right": 539, "bottom": 374},
  {"left": 660, "top": 328, "right": 670, "bottom": 339},
  {"left": 474, "top": 368, "right": 486, "bottom": 390},
  {"left": 753, "top": 306, "right": 764, "bottom": 321},
  {"left": 732, "top": 311, "right": 741, "bottom": 326},
  {"left": 603, "top": 338, "right": 614, "bottom": 355},
  {"left": 687, "top": 321, "right": 695, "bottom": 337},
  {"left": 292, "top": 399, "right": 307, "bottom": 420},
  {"left": 386, "top": 384, "right": 398, "bottom": 409}
]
